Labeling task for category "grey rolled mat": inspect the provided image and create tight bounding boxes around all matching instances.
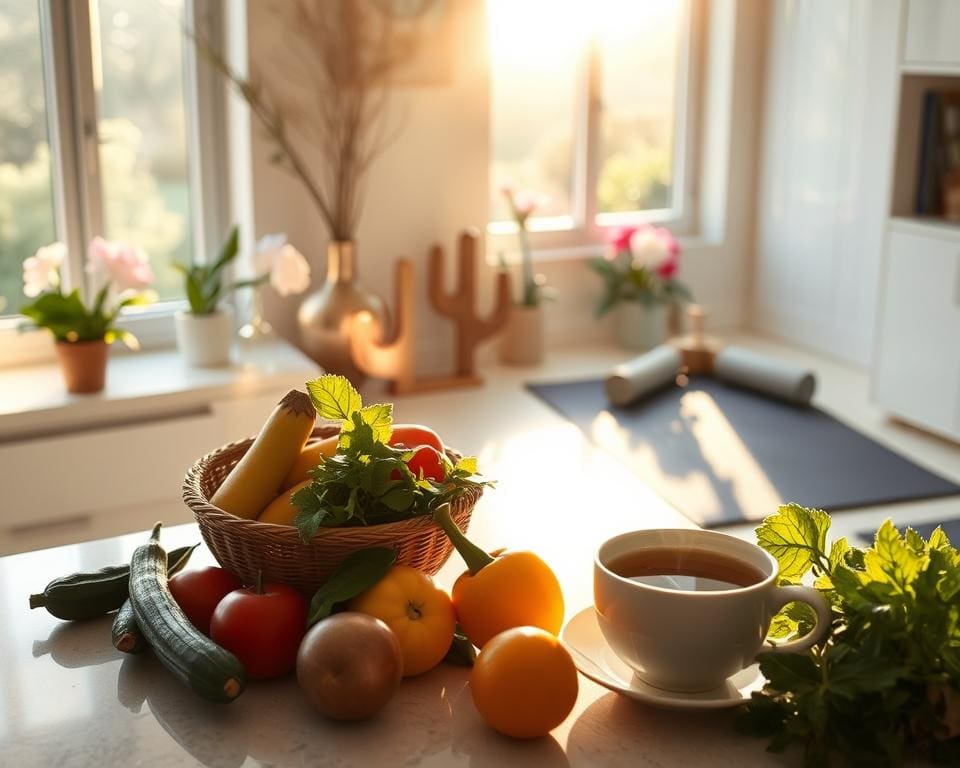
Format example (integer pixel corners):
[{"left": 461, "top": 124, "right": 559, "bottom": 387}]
[
  {"left": 605, "top": 345, "right": 682, "bottom": 407},
  {"left": 714, "top": 346, "right": 816, "bottom": 406}
]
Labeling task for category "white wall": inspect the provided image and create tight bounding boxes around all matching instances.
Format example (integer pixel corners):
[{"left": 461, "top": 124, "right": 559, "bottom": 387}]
[{"left": 752, "top": 0, "right": 900, "bottom": 367}]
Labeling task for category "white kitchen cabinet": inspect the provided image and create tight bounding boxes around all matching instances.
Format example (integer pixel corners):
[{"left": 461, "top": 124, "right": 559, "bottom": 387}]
[
  {"left": 874, "top": 224, "right": 960, "bottom": 439},
  {"left": 904, "top": 0, "right": 960, "bottom": 70}
]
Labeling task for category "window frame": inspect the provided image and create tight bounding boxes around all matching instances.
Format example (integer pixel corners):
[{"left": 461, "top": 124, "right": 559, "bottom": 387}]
[
  {"left": 487, "top": 0, "right": 704, "bottom": 261},
  {"left": 0, "top": 0, "right": 230, "bottom": 366}
]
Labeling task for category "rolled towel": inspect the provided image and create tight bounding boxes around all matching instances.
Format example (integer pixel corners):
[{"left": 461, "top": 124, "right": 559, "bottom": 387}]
[
  {"left": 605, "top": 345, "right": 682, "bottom": 407},
  {"left": 714, "top": 346, "right": 816, "bottom": 406}
]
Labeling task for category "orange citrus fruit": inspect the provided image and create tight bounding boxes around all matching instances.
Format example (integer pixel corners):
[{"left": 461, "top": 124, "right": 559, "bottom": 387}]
[{"left": 470, "top": 626, "right": 579, "bottom": 738}]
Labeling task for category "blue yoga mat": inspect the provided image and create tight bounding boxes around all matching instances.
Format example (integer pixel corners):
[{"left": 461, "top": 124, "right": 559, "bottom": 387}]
[{"left": 527, "top": 376, "right": 960, "bottom": 528}]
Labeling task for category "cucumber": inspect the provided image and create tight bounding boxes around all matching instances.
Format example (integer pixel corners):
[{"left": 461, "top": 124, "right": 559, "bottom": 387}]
[
  {"left": 29, "top": 544, "right": 197, "bottom": 621},
  {"left": 129, "top": 523, "right": 245, "bottom": 703},
  {"left": 112, "top": 544, "right": 198, "bottom": 654}
]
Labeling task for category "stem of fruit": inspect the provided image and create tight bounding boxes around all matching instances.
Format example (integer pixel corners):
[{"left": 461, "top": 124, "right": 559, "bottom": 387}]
[{"left": 432, "top": 503, "right": 493, "bottom": 575}]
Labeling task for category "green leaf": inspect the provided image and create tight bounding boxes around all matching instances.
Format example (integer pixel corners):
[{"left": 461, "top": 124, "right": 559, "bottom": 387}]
[
  {"left": 864, "top": 520, "right": 923, "bottom": 592},
  {"left": 358, "top": 404, "right": 393, "bottom": 444},
  {"left": 455, "top": 456, "right": 479, "bottom": 475},
  {"left": 306, "top": 374, "right": 362, "bottom": 422},
  {"left": 306, "top": 547, "right": 396, "bottom": 626},
  {"left": 828, "top": 536, "right": 852, "bottom": 574},
  {"left": 210, "top": 225, "right": 240, "bottom": 275},
  {"left": 443, "top": 626, "right": 477, "bottom": 667},
  {"left": 755, "top": 503, "right": 831, "bottom": 581},
  {"left": 928, "top": 526, "right": 952, "bottom": 551},
  {"left": 757, "top": 652, "right": 820, "bottom": 692}
]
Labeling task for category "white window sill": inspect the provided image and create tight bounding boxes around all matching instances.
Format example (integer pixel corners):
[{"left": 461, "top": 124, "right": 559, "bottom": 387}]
[{"left": 0, "top": 336, "right": 317, "bottom": 443}]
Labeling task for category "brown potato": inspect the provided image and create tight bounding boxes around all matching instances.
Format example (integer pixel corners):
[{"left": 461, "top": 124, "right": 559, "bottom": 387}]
[{"left": 296, "top": 612, "right": 403, "bottom": 721}]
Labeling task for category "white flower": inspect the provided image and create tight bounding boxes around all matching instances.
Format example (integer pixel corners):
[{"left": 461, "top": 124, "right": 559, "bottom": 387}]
[
  {"left": 22, "top": 242, "right": 66, "bottom": 297},
  {"left": 269, "top": 244, "right": 311, "bottom": 297},
  {"left": 254, "top": 232, "right": 288, "bottom": 274},
  {"left": 629, "top": 226, "right": 670, "bottom": 271}
]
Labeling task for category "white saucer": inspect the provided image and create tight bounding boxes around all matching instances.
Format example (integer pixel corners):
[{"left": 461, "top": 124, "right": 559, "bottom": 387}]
[{"left": 560, "top": 607, "right": 766, "bottom": 710}]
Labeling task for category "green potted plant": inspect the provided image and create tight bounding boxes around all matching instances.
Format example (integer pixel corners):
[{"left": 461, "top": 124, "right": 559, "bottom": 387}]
[
  {"left": 172, "top": 226, "right": 309, "bottom": 366},
  {"left": 589, "top": 225, "right": 692, "bottom": 350},
  {"left": 20, "top": 238, "right": 155, "bottom": 393},
  {"left": 498, "top": 185, "right": 554, "bottom": 366}
]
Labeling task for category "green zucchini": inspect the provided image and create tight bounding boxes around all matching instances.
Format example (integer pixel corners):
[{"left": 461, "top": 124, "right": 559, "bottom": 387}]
[
  {"left": 112, "top": 544, "right": 198, "bottom": 654},
  {"left": 129, "top": 523, "right": 245, "bottom": 703},
  {"left": 29, "top": 543, "right": 197, "bottom": 621}
]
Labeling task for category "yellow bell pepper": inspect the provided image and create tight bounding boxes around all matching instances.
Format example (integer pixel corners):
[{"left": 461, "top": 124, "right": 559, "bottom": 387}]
[{"left": 433, "top": 504, "right": 564, "bottom": 648}]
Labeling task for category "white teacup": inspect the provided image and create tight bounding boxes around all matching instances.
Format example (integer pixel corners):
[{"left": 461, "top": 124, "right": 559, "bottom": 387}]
[{"left": 594, "top": 528, "right": 830, "bottom": 693}]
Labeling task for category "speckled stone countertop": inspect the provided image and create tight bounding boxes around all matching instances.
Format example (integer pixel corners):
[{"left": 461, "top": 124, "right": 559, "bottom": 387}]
[{"left": 2, "top": 354, "right": 796, "bottom": 766}]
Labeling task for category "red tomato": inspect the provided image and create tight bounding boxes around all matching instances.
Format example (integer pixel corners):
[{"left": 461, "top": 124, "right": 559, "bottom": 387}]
[
  {"left": 210, "top": 582, "right": 308, "bottom": 679},
  {"left": 168, "top": 567, "right": 242, "bottom": 636},
  {"left": 404, "top": 445, "right": 446, "bottom": 482},
  {"left": 388, "top": 424, "right": 443, "bottom": 452},
  {"left": 389, "top": 444, "right": 446, "bottom": 483}
]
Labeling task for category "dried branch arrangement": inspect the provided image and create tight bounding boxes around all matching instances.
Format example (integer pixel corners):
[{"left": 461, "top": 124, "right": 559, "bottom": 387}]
[{"left": 187, "top": 0, "right": 422, "bottom": 240}]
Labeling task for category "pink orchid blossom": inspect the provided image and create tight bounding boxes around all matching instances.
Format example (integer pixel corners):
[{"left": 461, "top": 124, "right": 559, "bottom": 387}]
[
  {"left": 22, "top": 242, "right": 66, "bottom": 297},
  {"left": 87, "top": 237, "right": 154, "bottom": 291}
]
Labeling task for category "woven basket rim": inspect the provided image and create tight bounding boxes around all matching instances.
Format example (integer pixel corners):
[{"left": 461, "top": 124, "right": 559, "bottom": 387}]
[{"left": 182, "top": 426, "right": 481, "bottom": 543}]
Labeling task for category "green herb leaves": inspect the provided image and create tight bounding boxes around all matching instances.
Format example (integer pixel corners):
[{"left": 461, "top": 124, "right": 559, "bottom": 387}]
[
  {"left": 293, "top": 375, "right": 490, "bottom": 543},
  {"left": 741, "top": 504, "right": 960, "bottom": 767},
  {"left": 307, "top": 547, "right": 396, "bottom": 626}
]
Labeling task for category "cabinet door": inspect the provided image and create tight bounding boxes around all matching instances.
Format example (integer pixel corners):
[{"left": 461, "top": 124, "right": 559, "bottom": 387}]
[
  {"left": 904, "top": 0, "right": 960, "bottom": 68},
  {"left": 875, "top": 229, "right": 960, "bottom": 437}
]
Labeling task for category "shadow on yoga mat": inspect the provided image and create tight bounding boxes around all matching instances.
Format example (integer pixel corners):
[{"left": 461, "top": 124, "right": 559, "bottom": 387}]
[{"left": 527, "top": 376, "right": 960, "bottom": 528}]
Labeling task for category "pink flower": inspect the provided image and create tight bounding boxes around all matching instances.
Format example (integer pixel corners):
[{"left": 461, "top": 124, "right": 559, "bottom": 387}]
[
  {"left": 657, "top": 254, "right": 679, "bottom": 279},
  {"left": 607, "top": 226, "right": 637, "bottom": 253},
  {"left": 629, "top": 225, "right": 681, "bottom": 271},
  {"left": 87, "top": 237, "right": 154, "bottom": 291},
  {"left": 22, "top": 242, "right": 65, "bottom": 297}
]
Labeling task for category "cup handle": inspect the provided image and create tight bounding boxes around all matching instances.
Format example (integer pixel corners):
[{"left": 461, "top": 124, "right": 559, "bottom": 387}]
[{"left": 763, "top": 585, "right": 831, "bottom": 655}]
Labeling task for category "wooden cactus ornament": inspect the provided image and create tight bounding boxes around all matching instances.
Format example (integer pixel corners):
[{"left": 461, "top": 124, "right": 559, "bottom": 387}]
[
  {"left": 350, "top": 258, "right": 419, "bottom": 394},
  {"left": 428, "top": 229, "right": 511, "bottom": 382}
]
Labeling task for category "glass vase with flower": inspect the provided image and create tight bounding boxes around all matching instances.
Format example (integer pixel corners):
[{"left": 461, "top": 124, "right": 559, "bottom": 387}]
[
  {"left": 589, "top": 224, "right": 692, "bottom": 350},
  {"left": 498, "top": 185, "right": 555, "bottom": 365}
]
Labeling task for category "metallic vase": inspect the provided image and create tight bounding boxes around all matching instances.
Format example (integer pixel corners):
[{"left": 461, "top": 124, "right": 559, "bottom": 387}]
[{"left": 297, "top": 241, "right": 387, "bottom": 382}]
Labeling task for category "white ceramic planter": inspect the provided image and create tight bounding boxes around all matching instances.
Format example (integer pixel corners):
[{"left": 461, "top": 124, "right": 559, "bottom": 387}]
[
  {"left": 616, "top": 302, "right": 668, "bottom": 351},
  {"left": 499, "top": 304, "right": 544, "bottom": 366},
  {"left": 174, "top": 307, "right": 235, "bottom": 367}
]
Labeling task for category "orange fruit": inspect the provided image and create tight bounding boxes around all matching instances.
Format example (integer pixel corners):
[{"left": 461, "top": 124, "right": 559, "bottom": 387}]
[
  {"left": 470, "top": 626, "right": 579, "bottom": 738},
  {"left": 257, "top": 479, "right": 310, "bottom": 526},
  {"left": 349, "top": 565, "right": 456, "bottom": 676}
]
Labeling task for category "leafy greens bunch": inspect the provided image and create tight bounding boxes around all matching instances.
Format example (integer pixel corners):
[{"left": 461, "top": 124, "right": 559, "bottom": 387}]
[
  {"left": 738, "top": 503, "right": 960, "bottom": 767},
  {"left": 293, "top": 375, "right": 489, "bottom": 543}
]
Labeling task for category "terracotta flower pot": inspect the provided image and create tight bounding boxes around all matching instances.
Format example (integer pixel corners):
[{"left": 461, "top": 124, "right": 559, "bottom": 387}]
[{"left": 55, "top": 339, "right": 108, "bottom": 394}]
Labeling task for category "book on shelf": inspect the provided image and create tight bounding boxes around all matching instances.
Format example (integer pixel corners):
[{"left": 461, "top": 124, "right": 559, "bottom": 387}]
[{"left": 915, "top": 89, "right": 960, "bottom": 221}]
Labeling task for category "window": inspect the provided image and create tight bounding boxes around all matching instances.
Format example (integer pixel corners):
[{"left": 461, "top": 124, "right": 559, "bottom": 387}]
[
  {"left": 0, "top": 0, "right": 226, "bottom": 329},
  {"left": 488, "top": 0, "right": 699, "bottom": 250}
]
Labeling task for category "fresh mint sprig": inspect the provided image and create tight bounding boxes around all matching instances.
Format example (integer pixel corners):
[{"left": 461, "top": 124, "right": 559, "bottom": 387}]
[
  {"left": 293, "top": 375, "right": 490, "bottom": 542},
  {"left": 737, "top": 503, "right": 960, "bottom": 767}
]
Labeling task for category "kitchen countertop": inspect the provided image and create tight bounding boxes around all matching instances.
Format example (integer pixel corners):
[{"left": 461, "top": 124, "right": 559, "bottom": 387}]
[{"left": 0, "top": 345, "right": 797, "bottom": 767}]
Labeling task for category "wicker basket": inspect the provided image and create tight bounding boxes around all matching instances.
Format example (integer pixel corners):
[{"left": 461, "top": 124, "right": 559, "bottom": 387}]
[{"left": 183, "top": 425, "right": 480, "bottom": 594}]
